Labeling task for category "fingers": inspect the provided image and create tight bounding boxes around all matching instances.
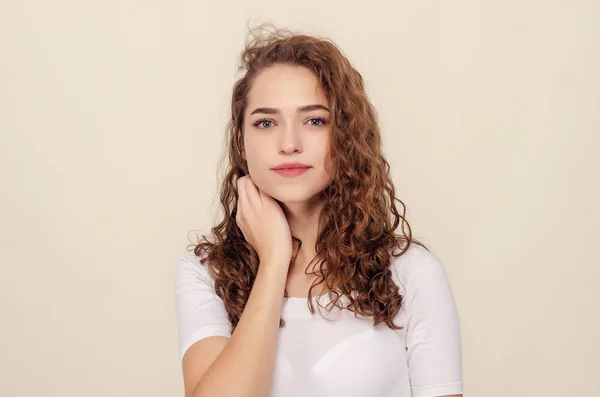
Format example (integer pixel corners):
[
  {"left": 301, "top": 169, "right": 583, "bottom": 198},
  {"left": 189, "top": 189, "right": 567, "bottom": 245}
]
[
  {"left": 236, "top": 175, "right": 262, "bottom": 223},
  {"left": 238, "top": 175, "right": 261, "bottom": 208},
  {"left": 244, "top": 177, "right": 262, "bottom": 208}
]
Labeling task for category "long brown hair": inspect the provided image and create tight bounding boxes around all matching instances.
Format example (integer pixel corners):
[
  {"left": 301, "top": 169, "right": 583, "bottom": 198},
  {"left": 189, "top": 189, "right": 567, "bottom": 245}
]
[{"left": 189, "top": 23, "right": 427, "bottom": 331}]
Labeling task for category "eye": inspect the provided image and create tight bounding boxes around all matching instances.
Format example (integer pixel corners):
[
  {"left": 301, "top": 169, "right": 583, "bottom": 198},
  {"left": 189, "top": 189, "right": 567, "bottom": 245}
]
[
  {"left": 307, "top": 117, "right": 327, "bottom": 127},
  {"left": 253, "top": 119, "right": 275, "bottom": 129}
]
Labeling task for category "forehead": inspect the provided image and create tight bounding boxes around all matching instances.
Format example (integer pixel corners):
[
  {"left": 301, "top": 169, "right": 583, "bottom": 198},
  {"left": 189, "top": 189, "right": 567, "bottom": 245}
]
[{"left": 246, "top": 64, "right": 328, "bottom": 110}]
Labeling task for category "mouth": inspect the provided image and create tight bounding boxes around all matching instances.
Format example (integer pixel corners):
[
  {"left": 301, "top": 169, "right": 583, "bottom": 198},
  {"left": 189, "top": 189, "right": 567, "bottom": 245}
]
[{"left": 272, "top": 167, "right": 311, "bottom": 177}]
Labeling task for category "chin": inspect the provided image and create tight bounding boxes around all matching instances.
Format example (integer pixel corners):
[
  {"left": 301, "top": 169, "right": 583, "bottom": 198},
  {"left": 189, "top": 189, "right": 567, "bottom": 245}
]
[
  {"left": 250, "top": 171, "right": 331, "bottom": 204},
  {"left": 267, "top": 188, "right": 311, "bottom": 204},
  {"left": 268, "top": 185, "right": 326, "bottom": 205}
]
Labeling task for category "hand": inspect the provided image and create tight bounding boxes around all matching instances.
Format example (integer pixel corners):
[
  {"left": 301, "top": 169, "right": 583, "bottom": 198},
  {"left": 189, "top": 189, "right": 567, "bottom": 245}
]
[{"left": 235, "top": 175, "right": 293, "bottom": 268}]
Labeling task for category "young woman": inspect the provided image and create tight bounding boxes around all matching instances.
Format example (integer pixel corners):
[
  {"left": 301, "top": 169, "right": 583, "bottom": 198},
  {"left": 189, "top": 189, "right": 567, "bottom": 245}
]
[{"left": 174, "top": 24, "right": 462, "bottom": 397}]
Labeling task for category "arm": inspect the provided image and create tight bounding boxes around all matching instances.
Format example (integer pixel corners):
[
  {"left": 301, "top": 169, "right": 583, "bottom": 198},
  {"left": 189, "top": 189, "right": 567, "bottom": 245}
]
[{"left": 182, "top": 261, "right": 288, "bottom": 397}]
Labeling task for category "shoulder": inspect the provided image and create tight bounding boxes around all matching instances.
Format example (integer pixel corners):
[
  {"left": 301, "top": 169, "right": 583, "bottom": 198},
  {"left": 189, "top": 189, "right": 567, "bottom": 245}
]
[
  {"left": 389, "top": 243, "right": 454, "bottom": 302},
  {"left": 390, "top": 243, "right": 447, "bottom": 283},
  {"left": 173, "top": 248, "right": 214, "bottom": 287}
]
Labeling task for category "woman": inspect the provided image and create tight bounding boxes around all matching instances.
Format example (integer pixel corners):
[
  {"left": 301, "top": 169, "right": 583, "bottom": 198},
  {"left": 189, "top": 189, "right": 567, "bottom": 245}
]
[{"left": 174, "top": 24, "right": 462, "bottom": 397}]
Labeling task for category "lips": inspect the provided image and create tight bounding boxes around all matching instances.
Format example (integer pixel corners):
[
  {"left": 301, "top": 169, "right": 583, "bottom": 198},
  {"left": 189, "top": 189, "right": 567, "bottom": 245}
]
[
  {"left": 272, "top": 163, "right": 311, "bottom": 170},
  {"left": 273, "top": 167, "right": 310, "bottom": 177},
  {"left": 274, "top": 166, "right": 310, "bottom": 170}
]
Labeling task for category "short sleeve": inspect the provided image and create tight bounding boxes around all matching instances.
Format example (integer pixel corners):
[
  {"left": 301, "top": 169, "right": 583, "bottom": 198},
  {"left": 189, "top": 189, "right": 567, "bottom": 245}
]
[
  {"left": 392, "top": 244, "right": 463, "bottom": 397},
  {"left": 174, "top": 250, "right": 232, "bottom": 360}
]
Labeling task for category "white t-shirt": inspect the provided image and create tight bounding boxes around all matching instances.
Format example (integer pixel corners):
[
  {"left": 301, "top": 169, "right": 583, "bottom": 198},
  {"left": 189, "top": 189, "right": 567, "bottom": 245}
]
[{"left": 174, "top": 243, "right": 462, "bottom": 397}]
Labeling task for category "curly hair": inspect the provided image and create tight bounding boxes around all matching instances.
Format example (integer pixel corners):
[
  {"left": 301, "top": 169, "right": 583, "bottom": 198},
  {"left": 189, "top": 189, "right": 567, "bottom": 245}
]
[{"left": 189, "top": 22, "right": 427, "bottom": 331}]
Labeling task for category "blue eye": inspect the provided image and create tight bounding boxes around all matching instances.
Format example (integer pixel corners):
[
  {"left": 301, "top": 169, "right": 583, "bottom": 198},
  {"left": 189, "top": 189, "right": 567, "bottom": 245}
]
[
  {"left": 308, "top": 118, "right": 327, "bottom": 126},
  {"left": 254, "top": 119, "right": 274, "bottom": 129}
]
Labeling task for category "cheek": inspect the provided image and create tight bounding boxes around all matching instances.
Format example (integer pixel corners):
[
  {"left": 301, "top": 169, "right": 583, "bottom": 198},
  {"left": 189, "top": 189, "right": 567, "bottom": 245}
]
[
  {"left": 243, "top": 138, "right": 262, "bottom": 170},
  {"left": 245, "top": 156, "right": 272, "bottom": 191}
]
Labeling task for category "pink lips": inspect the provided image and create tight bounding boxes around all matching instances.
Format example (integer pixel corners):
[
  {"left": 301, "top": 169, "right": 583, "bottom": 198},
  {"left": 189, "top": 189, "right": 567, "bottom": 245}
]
[
  {"left": 271, "top": 162, "right": 311, "bottom": 177},
  {"left": 273, "top": 167, "right": 310, "bottom": 177}
]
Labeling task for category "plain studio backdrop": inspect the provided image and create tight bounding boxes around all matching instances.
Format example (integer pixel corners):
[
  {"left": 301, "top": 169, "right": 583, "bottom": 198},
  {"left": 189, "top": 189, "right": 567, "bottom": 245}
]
[{"left": 1, "top": 1, "right": 598, "bottom": 396}]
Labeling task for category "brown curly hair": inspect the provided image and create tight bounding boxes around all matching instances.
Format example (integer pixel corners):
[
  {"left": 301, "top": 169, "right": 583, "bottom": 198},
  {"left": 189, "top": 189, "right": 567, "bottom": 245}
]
[{"left": 189, "top": 22, "right": 427, "bottom": 331}]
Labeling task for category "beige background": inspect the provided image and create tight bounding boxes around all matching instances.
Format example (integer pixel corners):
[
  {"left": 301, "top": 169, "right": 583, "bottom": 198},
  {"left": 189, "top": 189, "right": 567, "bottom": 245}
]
[{"left": 1, "top": 1, "right": 598, "bottom": 396}]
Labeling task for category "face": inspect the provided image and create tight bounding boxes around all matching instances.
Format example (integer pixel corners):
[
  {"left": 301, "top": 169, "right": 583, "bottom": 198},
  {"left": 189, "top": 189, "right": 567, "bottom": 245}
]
[{"left": 242, "top": 64, "right": 333, "bottom": 204}]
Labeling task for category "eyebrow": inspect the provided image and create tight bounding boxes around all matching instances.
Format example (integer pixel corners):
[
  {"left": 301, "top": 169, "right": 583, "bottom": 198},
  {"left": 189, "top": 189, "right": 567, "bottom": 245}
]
[{"left": 250, "top": 104, "right": 330, "bottom": 115}]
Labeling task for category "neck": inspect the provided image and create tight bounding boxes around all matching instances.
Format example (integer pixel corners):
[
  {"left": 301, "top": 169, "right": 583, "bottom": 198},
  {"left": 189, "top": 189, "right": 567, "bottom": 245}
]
[{"left": 279, "top": 193, "right": 325, "bottom": 263}]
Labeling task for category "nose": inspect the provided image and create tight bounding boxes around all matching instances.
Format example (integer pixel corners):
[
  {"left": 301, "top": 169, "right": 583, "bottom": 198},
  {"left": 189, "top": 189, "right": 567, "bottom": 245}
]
[{"left": 278, "top": 123, "right": 302, "bottom": 155}]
